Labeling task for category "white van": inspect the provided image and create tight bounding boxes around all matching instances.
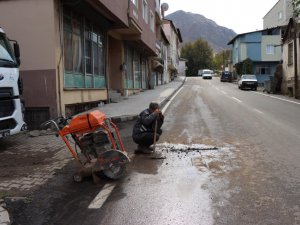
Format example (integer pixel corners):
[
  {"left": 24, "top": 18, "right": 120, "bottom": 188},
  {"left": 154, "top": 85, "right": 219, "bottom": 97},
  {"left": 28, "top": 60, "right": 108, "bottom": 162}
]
[{"left": 202, "top": 69, "right": 212, "bottom": 79}]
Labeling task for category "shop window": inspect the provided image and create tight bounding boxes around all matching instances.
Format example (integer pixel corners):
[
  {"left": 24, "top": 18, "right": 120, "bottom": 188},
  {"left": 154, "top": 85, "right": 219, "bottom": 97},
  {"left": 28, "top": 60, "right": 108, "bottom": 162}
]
[
  {"left": 125, "top": 46, "right": 134, "bottom": 89},
  {"left": 63, "top": 9, "right": 106, "bottom": 89},
  {"left": 133, "top": 51, "right": 141, "bottom": 88}
]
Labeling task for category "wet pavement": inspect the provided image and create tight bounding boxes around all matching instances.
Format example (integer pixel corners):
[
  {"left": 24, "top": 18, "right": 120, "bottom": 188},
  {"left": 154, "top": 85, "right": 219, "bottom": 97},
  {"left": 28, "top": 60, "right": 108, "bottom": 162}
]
[{"left": 1, "top": 76, "right": 300, "bottom": 225}]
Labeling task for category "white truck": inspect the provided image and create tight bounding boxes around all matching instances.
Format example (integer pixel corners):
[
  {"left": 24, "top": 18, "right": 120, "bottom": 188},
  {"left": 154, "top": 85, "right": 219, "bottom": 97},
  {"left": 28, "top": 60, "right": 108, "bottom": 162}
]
[{"left": 0, "top": 27, "right": 26, "bottom": 138}]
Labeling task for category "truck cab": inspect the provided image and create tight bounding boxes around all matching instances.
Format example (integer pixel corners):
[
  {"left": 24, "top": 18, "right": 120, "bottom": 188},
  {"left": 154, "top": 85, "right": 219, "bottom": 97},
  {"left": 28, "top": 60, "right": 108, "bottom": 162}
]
[{"left": 0, "top": 27, "right": 26, "bottom": 138}]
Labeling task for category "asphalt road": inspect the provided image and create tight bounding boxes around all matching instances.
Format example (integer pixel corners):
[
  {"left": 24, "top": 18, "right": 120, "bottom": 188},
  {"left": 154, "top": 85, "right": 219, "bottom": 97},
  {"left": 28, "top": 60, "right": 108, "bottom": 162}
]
[{"left": 8, "top": 77, "right": 300, "bottom": 225}]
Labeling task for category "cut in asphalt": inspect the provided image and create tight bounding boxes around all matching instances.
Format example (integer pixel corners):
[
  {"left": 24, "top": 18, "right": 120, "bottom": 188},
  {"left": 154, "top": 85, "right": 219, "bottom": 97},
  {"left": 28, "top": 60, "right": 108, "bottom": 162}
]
[{"left": 0, "top": 76, "right": 186, "bottom": 225}]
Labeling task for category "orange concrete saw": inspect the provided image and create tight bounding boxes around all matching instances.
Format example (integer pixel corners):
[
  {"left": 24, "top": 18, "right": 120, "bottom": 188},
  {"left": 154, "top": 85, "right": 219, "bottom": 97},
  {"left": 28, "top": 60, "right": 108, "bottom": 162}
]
[{"left": 42, "top": 110, "right": 130, "bottom": 182}]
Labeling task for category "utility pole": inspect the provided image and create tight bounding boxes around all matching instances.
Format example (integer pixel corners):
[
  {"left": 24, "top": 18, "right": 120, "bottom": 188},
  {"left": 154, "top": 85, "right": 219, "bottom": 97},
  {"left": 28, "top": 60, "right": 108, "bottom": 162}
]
[{"left": 293, "top": 19, "right": 298, "bottom": 98}]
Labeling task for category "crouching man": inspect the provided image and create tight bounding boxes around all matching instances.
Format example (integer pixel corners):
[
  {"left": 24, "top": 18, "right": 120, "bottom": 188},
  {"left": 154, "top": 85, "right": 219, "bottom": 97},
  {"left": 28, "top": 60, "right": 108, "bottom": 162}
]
[{"left": 132, "top": 102, "right": 164, "bottom": 154}]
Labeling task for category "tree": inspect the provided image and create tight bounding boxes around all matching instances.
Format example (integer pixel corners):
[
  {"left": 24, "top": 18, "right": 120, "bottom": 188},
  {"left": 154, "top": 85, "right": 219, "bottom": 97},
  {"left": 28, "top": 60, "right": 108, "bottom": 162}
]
[
  {"left": 235, "top": 58, "right": 253, "bottom": 75},
  {"left": 292, "top": 0, "right": 300, "bottom": 17},
  {"left": 181, "top": 38, "right": 213, "bottom": 76},
  {"left": 212, "top": 50, "right": 231, "bottom": 71}
]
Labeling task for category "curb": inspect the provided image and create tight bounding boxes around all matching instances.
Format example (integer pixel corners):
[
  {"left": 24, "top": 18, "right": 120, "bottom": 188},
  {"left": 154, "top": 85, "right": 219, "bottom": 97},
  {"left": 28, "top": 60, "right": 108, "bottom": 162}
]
[
  {"left": 159, "top": 77, "right": 186, "bottom": 109},
  {"left": 111, "top": 77, "right": 186, "bottom": 123}
]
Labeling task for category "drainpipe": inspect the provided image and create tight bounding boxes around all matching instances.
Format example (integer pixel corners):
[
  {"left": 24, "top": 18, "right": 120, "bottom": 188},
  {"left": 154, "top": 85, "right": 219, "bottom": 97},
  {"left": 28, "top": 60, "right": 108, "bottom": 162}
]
[
  {"left": 293, "top": 18, "right": 299, "bottom": 99},
  {"left": 105, "top": 33, "right": 111, "bottom": 104}
]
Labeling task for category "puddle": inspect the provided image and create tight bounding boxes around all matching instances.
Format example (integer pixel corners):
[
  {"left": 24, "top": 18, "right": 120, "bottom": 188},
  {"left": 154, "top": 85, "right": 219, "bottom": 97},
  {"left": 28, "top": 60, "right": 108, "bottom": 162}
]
[{"left": 155, "top": 142, "right": 237, "bottom": 174}]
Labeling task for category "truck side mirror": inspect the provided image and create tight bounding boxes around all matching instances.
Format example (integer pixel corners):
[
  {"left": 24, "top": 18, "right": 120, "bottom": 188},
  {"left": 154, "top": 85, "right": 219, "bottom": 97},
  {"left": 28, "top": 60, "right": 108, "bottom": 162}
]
[{"left": 13, "top": 43, "right": 21, "bottom": 65}]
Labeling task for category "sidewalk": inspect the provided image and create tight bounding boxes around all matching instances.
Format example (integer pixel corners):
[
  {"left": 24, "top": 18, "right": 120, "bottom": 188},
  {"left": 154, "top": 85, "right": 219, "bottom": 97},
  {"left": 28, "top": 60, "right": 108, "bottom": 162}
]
[
  {"left": 98, "top": 75, "right": 186, "bottom": 121},
  {"left": 0, "top": 76, "right": 186, "bottom": 225}
]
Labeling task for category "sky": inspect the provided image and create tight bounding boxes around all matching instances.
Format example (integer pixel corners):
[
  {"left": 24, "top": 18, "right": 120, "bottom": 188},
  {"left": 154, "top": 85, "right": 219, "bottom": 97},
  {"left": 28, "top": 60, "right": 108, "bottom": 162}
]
[{"left": 161, "top": 0, "right": 279, "bottom": 34}]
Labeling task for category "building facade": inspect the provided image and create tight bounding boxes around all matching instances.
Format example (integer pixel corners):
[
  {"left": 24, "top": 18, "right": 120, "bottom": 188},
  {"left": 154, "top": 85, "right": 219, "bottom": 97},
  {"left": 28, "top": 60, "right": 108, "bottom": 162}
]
[
  {"left": 282, "top": 18, "right": 300, "bottom": 98},
  {"left": 0, "top": 0, "right": 165, "bottom": 128},
  {"left": 263, "top": 0, "right": 293, "bottom": 29},
  {"left": 162, "top": 19, "right": 183, "bottom": 81},
  {"left": 228, "top": 28, "right": 282, "bottom": 85}
]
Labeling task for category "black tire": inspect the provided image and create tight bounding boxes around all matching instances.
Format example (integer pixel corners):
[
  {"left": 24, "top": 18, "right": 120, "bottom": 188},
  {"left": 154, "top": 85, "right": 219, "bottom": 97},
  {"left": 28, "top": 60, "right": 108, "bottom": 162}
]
[{"left": 253, "top": 87, "right": 257, "bottom": 91}]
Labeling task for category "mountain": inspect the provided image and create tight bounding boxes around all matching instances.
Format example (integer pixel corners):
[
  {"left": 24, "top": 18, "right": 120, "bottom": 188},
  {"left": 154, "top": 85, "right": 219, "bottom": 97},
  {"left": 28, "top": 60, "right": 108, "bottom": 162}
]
[{"left": 165, "top": 10, "right": 237, "bottom": 52}]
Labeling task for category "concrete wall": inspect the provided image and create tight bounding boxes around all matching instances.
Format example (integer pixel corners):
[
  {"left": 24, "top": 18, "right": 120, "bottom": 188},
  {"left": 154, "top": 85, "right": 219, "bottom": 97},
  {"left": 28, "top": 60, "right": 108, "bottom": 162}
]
[
  {"left": 261, "top": 35, "right": 282, "bottom": 61},
  {"left": 247, "top": 43, "right": 261, "bottom": 61},
  {"left": 282, "top": 38, "right": 300, "bottom": 95},
  {"left": 108, "top": 37, "right": 123, "bottom": 91},
  {"left": 128, "top": 0, "right": 156, "bottom": 54},
  {"left": 240, "top": 43, "right": 247, "bottom": 62},
  {"left": 98, "top": 0, "right": 128, "bottom": 26},
  {"left": 242, "top": 32, "right": 261, "bottom": 43},
  {"left": 0, "top": 0, "right": 58, "bottom": 117},
  {"left": 0, "top": 0, "right": 56, "bottom": 70},
  {"left": 263, "top": 0, "right": 293, "bottom": 29},
  {"left": 178, "top": 60, "right": 186, "bottom": 76}
]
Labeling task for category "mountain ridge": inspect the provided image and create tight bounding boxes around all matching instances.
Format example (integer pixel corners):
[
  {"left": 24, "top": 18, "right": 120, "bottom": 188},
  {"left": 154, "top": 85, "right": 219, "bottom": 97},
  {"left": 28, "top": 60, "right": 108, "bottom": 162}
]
[{"left": 165, "top": 10, "right": 237, "bottom": 52}]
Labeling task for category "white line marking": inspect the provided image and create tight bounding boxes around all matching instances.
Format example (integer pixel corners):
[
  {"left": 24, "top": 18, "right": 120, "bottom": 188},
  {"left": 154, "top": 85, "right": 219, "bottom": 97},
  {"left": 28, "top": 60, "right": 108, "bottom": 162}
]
[
  {"left": 215, "top": 87, "right": 220, "bottom": 91},
  {"left": 88, "top": 184, "right": 116, "bottom": 209},
  {"left": 253, "top": 92, "right": 300, "bottom": 105},
  {"left": 253, "top": 109, "right": 264, "bottom": 114},
  {"left": 221, "top": 91, "right": 227, "bottom": 95},
  {"left": 162, "top": 86, "right": 184, "bottom": 114},
  {"left": 232, "top": 97, "right": 242, "bottom": 103}
]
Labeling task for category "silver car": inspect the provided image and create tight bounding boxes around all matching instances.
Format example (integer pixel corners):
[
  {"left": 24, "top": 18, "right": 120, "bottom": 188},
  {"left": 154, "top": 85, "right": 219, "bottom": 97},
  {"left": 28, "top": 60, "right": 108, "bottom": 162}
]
[{"left": 238, "top": 75, "right": 258, "bottom": 90}]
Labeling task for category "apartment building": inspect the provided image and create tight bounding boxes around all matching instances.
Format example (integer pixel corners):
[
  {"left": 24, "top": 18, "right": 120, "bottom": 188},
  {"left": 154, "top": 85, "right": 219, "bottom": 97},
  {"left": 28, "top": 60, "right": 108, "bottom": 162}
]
[
  {"left": 162, "top": 19, "right": 183, "bottom": 81},
  {"left": 0, "top": 0, "right": 161, "bottom": 128},
  {"left": 263, "top": 0, "right": 293, "bottom": 29},
  {"left": 228, "top": 28, "right": 281, "bottom": 85}
]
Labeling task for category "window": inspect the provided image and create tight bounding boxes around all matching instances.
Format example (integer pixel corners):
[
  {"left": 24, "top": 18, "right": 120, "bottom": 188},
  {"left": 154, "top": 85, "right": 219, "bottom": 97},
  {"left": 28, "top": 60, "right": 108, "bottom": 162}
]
[
  {"left": 255, "top": 65, "right": 271, "bottom": 75},
  {"left": 278, "top": 11, "right": 283, "bottom": 20},
  {"left": 131, "top": 0, "right": 138, "bottom": 7},
  {"left": 150, "top": 11, "right": 155, "bottom": 32},
  {"left": 142, "top": 0, "right": 148, "bottom": 24},
  {"left": 288, "top": 42, "right": 293, "bottom": 65},
  {"left": 266, "top": 45, "right": 275, "bottom": 55},
  {"left": 63, "top": 9, "right": 106, "bottom": 89},
  {"left": 133, "top": 51, "right": 141, "bottom": 88}
]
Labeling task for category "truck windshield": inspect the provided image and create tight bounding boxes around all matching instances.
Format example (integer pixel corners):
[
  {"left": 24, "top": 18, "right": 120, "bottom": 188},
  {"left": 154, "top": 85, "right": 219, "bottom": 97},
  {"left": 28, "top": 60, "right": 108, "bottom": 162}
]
[{"left": 0, "top": 33, "right": 17, "bottom": 67}]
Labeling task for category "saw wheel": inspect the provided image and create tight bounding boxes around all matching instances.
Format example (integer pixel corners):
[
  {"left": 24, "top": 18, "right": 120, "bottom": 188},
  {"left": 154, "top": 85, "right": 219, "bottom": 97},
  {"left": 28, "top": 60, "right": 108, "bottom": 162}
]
[{"left": 98, "top": 149, "right": 130, "bottom": 179}]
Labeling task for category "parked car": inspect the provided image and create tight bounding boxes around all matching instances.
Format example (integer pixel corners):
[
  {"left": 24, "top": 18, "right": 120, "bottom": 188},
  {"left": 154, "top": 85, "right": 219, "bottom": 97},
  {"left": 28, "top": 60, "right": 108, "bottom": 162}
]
[
  {"left": 220, "top": 71, "right": 232, "bottom": 82},
  {"left": 238, "top": 75, "right": 258, "bottom": 90},
  {"left": 202, "top": 69, "right": 212, "bottom": 79}
]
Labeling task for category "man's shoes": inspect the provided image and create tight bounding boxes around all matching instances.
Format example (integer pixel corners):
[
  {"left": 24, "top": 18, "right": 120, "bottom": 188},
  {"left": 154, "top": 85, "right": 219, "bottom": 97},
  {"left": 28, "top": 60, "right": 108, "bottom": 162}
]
[{"left": 134, "top": 145, "right": 154, "bottom": 154}]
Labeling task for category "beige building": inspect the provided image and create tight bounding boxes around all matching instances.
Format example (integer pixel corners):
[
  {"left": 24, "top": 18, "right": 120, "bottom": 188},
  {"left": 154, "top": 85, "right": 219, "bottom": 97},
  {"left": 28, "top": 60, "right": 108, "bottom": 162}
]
[
  {"left": 162, "top": 19, "right": 182, "bottom": 81},
  {"left": 282, "top": 18, "right": 300, "bottom": 98},
  {"left": 263, "top": 0, "right": 293, "bottom": 29},
  {"left": 0, "top": 0, "right": 163, "bottom": 128}
]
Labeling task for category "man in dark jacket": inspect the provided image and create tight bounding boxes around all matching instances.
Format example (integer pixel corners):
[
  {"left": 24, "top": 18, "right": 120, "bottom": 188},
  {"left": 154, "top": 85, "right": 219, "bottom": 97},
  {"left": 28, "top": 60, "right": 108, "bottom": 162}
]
[{"left": 132, "top": 102, "right": 164, "bottom": 154}]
